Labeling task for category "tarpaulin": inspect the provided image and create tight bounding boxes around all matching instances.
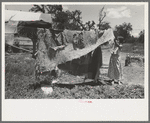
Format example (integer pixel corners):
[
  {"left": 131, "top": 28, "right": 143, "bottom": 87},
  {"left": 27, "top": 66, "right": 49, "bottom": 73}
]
[
  {"left": 5, "top": 10, "right": 53, "bottom": 23},
  {"left": 35, "top": 28, "right": 115, "bottom": 81}
]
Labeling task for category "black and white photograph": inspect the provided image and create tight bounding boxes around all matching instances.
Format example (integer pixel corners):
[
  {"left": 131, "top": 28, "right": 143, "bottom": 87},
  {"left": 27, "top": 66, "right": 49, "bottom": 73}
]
[{"left": 2, "top": 1, "right": 149, "bottom": 121}]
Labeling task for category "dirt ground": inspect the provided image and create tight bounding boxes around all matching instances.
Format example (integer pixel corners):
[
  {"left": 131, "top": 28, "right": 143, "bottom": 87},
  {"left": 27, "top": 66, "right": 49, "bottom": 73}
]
[{"left": 101, "top": 43, "right": 144, "bottom": 86}]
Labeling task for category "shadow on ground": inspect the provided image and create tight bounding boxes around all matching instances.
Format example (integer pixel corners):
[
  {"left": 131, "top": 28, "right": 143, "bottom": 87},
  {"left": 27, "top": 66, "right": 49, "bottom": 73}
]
[{"left": 28, "top": 79, "right": 113, "bottom": 90}]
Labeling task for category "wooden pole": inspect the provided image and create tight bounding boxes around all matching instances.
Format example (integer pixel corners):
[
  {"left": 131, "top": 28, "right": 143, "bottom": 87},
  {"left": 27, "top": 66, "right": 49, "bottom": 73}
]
[
  {"left": 32, "top": 40, "right": 37, "bottom": 58},
  {"left": 6, "top": 43, "right": 33, "bottom": 53}
]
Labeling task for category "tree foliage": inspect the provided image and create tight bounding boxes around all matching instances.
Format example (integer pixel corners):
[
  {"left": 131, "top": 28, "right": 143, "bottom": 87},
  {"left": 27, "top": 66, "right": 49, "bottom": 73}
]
[
  {"left": 125, "top": 36, "right": 137, "bottom": 43},
  {"left": 30, "top": 5, "right": 83, "bottom": 30},
  {"left": 29, "top": 4, "right": 111, "bottom": 31},
  {"left": 84, "top": 21, "right": 95, "bottom": 31},
  {"left": 115, "top": 22, "right": 133, "bottom": 41},
  {"left": 99, "top": 22, "right": 111, "bottom": 30},
  {"left": 30, "top": 5, "right": 63, "bottom": 14},
  {"left": 97, "top": 6, "right": 111, "bottom": 30},
  {"left": 98, "top": 6, "right": 106, "bottom": 29},
  {"left": 65, "top": 10, "right": 85, "bottom": 30},
  {"left": 138, "top": 30, "right": 144, "bottom": 43}
]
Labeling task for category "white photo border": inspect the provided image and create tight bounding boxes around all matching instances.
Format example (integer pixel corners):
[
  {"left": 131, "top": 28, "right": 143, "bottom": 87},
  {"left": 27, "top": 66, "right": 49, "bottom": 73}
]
[{"left": 2, "top": 2, "right": 149, "bottom": 121}]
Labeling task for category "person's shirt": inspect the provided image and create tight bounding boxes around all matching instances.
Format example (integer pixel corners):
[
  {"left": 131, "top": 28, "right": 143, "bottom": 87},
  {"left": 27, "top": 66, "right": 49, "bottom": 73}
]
[
  {"left": 111, "top": 43, "right": 120, "bottom": 55},
  {"left": 113, "top": 46, "right": 120, "bottom": 55}
]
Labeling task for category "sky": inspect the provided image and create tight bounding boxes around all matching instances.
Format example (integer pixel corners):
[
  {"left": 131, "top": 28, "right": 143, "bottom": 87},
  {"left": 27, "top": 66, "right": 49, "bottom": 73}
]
[{"left": 5, "top": 3, "right": 145, "bottom": 37}]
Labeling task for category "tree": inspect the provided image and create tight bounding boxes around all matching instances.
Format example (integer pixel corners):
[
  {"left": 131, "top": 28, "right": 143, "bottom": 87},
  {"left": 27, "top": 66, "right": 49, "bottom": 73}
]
[
  {"left": 97, "top": 6, "right": 111, "bottom": 30},
  {"left": 29, "top": 5, "right": 63, "bottom": 14},
  {"left": 66, "top": 10, "right": 86, "bottom": 30},
  {"left": 68, "top": 10, "right": 96, "bottom": 31},
  {"left": 99, "top": 22, "right": 111, "bottom": 30},
  {"left": 29, "top": 5, "right": 111, "bottom": 31},
  {"left": 30, "top": 5, "right": 83, "bottom": 30},
  {"left": 125, "top": 35, "right": 137, "bottom": 43},
  {"left": 138, "top": 30, "right": 144, "bottom": 43},
  {"left": 97, "top": 6, "right": 106, "bottom": 29},
  {"left": 84, "top": 21, "right": 95, "bottom": 31},
  {"left": 115, "top": 22, "right": 133, "bottom": 41},
  {"left": 52, "top": 11, "right": 69, "bottom": 29}
]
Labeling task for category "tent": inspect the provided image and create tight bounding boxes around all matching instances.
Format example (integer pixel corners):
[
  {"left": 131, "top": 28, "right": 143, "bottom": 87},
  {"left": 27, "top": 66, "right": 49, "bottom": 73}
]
[
  {"left": 5, "top": 10, "right": 53, "bottom": 34},
  {"left": 5, "top": 10, "right": 53, "bottom": 54}
]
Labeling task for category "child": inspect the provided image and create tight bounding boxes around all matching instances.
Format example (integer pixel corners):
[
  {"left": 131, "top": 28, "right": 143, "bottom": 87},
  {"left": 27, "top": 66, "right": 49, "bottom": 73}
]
[
  {"left": 72, "top": 34, "right": 78, "bottom": 50},
  {"left": 125, "top": 53, "right": 131, "bottom": 66}
]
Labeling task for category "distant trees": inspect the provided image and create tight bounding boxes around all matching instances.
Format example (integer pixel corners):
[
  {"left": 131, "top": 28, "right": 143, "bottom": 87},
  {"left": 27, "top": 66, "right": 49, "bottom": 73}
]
[
  {"left": 114, "top": 22, "right": 145, "bottom": 43},
  {"left": 126, "top": 35, "right": 137, "bottom": 43},
  {"left": 138, "top": 30, "right": 144, "bottom": 43},
  {"left": 115, "top": 22, "right": 133, "bottom": 42}
]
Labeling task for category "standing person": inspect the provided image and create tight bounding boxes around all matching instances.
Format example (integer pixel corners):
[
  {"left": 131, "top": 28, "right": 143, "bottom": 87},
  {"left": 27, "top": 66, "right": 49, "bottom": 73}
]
[{"left": 108, "top": 37, "right": 123, "bottom": 85}]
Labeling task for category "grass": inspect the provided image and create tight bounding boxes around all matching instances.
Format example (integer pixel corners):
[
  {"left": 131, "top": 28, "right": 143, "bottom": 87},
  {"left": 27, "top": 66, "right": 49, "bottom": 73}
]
[
  {"left": 5, "top": 52, "right": 144, "bottom": 99},
  {"left": 122, "top": 42, "right": 144, "bottom": 55},
  {"left": 49, "top": 84, "right": 144, "bottom": 99}
]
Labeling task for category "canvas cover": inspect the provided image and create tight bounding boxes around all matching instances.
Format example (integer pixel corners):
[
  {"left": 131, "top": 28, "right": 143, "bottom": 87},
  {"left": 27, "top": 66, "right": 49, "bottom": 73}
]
[
  {"left": 35, "top": 28, "right": 115, "bottom": 81},
  {"left": 5, "top": 10, "right": 53, "bottom": 47},
  {"left": 5, "top": 21, "right": 18, "bottom": 45},
  {"left": 5, "top": 33, "right": 15, "bottom": 45},
  {"left": 5, "top": 10, "right": 52, "bottom": 23},
  {"left": 5, "top": 21, "right": 18, "bottom": 34}
]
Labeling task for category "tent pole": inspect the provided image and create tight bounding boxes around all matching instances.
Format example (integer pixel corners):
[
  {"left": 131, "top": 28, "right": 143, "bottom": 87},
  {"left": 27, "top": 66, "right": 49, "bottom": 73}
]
[
  {"left": 32, "top": 39, "right": 37, "bottom": 59},
  {"left": 6, "top": 43, "right": 32, "bottom": 53}
]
